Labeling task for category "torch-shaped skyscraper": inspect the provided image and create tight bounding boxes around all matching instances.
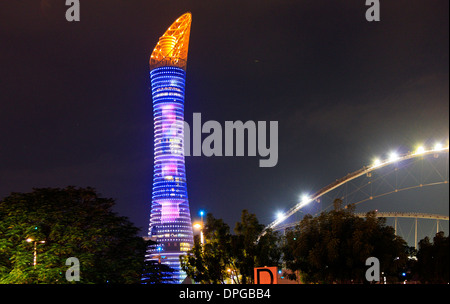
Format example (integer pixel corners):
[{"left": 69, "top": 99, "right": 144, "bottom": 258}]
[{"left": 146, "top": 13, "right": 194, "bottom": 283}]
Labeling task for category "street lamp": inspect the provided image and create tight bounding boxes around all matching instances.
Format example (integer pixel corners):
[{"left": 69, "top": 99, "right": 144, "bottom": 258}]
[
  {"left": 193, "top": 222, "right": 204, "bottom": 246},
  {"left": 156, "top": 245, "right": 163, "bottom": 264},
  {"left": 193, "top": 209, "right": 206, "bottom": 246},
  {"left": 26, "top": 238, "right": 45, "bottom": 268},
  {"left": 227, "top": 268, "right": 236, "bottom": 284},
  {"left": 199, "top": 210, "right": 205, "bottom": 225}
]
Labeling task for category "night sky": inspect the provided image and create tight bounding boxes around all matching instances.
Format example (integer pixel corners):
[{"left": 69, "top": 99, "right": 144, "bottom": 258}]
[{"left": 1, "top": 1, "right": 448, "bottom": 243}]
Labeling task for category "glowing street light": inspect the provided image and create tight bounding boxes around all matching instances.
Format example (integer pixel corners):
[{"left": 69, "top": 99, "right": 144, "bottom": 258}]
[
  {"left": 415, "top": 146, "right": 425, "bottom": 154},
  {"left": 434, "top": 142, "right": 443, "bottom": 151},
  {"left": 300, "top": 194, "right": 309, "bottom": 202},
  {"left": 372, "top": 158, "right": 382, "bottom": 167},
  {"left": 227, "top": 268, "right": 236, "bottom": 284},
  {"left": 199, "top": 209, "right": 205, "bottom": 225},
  {"left": 276, "top": 212, "right": 284, "bottom": 220},
  {"left": 388, "top": 151, "right": 399, "bottom": 162},
  {"left": 155, "top": 245, "right": 164, "bottom": 263},
  {"left": 26, "top": 238, "right": 45, "bottom": 268},
  {"left": 193, "top": 222, "right": 204, "bottom": 245}
]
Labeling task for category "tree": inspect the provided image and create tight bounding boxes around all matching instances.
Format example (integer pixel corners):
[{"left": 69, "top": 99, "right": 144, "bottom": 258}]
[
  {"left": 180, "top": 210, "right": 282, "bottom": 284},
  {"left": 180, "top": 213, "right": 233, "bottom": 284},
  {"left": 233, "top": 209, "right": 281, "bottom": 283},
  {"left": 282, "top": 203, "right": 408, "bottom": 283},
  {"left": 0, "top": 187, "right": 147, "bottom": 283},
  {"left": 415, "top": 231, "right": 449, "bottom": 283},
  {"left": 232, "top": 210, "right": 263, "bottom": 284},
  {"left": 141, "top": 260, "right": 176, "bottom": 284},
  {"left": 141, "top": 239, "right": 176, "bottom": 284}
]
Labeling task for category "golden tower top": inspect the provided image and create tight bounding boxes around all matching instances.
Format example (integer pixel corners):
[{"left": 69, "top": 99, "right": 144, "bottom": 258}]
[{"left": 150, "top": 12, "right": 192, "bottom": 71}]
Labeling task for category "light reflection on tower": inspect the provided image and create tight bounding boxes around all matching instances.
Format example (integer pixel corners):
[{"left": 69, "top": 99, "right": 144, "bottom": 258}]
[{"left": 145, "top": 13, "right": 193, "bottom": 284}]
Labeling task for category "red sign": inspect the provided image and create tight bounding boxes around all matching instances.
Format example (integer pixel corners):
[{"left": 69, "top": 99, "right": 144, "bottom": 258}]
[{"left": 254, "top": 267, "right": 278, "bottom": 284}]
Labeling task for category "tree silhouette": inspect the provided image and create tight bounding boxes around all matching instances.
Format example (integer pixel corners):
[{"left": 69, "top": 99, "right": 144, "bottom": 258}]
[
  {"left": 415, "top": 231, "right": 449, "bottom": 283},
  {"left": 282, "top": 202, "right": 409, "bottom": 283},
  {"left": 0, "top": 187, "right": 146, "bottom": 283}
]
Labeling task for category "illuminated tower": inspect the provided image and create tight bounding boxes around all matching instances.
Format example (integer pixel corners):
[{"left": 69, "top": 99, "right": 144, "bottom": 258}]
[{"left": 145, "top": 13, "right": 194, "bottom": 284}]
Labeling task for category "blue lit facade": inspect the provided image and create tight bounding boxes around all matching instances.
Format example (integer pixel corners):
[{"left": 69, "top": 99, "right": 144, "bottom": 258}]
[{"left": 145, "top": 66, "right": 194, "bottom": 283}]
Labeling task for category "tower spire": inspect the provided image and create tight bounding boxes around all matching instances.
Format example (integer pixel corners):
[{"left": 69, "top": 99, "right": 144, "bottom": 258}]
[{"left": 150, "top": 12, "right": 192, "bottom": 71}]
